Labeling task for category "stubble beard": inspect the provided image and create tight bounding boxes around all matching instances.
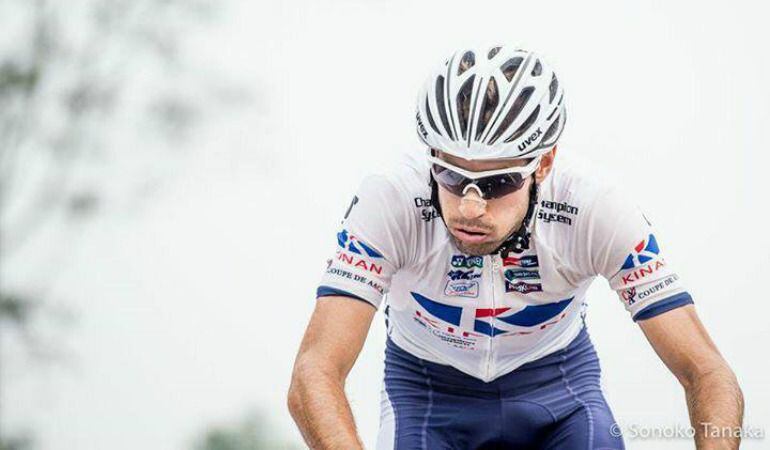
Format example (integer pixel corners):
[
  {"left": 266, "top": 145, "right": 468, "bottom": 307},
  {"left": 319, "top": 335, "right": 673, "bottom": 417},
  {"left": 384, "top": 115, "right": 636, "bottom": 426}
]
[
  {"left": 449, "top": 234, "right": 504, "bottom": 256},
  {"left": 445, "top": 210, "right": 526, "bottom": 256},
  {"left": 448, "top": 219, "right": 522, "bottom": 256}
]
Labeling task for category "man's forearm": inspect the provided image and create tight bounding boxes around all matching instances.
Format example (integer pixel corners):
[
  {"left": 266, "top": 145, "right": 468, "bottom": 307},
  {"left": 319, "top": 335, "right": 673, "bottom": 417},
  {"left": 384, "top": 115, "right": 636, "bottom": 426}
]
[
  {"left": 684, "top": 366, "right": 744, "bottom": 450},
  {"left": 288, "top": 366, "right": 364, "bottom": 450}
]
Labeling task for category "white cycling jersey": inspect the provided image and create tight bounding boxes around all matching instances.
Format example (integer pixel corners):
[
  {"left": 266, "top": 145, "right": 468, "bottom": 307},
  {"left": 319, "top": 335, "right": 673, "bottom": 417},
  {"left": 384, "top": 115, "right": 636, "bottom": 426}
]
[{"left": 318, "top": 152, "right": 692, "bottom": 382}]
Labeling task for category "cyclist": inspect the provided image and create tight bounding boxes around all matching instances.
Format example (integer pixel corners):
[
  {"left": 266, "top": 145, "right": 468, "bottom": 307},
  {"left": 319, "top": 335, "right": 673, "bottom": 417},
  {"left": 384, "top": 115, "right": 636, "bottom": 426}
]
[{"left": 288, "top": 45, "right": 743, "bottom": 449}]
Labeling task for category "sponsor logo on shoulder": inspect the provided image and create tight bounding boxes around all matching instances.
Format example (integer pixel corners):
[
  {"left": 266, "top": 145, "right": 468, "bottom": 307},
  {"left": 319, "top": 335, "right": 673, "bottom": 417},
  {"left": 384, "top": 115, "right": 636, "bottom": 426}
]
[
  {"left": 622, "top": 274, "right": 680, "bottom": 304},
  {"left": 621, "top": 234, "right": 660, "bottom": 269},
  {"left": 326, "top": 266, "right": 384, "bottom": 294},
  {"left": 540, "top": 200, "right": 579, "bottom": 215},
  {"left": 538, "top": 200, "right": 579, "bottom": 226},
  {"left": 621, "top": 260, "right": 666, "bottom": 285},
  {"left": 334, "top": 229, "right": 385, "bottom": 274},
  {"left": 413, "top": 197, "right": 440, "bottom": 222},
  {"left": 335, "top": 251, "right": 383, "bottom": 274},
  {"left": 619, "top": 234, "right": 667, "bottom": 286},
  {"left": 621, "top": 287, "right": 637, "bottom": 305},
  {"left": 337, "top": 229, "right": 383, "bottom": 258}
]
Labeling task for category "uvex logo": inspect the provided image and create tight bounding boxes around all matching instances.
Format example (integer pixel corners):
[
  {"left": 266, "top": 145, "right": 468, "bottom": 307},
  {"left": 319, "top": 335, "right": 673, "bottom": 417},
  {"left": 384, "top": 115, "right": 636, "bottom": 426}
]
[{"left": 517, "top": 127, "right": 542, "bottom": 152}]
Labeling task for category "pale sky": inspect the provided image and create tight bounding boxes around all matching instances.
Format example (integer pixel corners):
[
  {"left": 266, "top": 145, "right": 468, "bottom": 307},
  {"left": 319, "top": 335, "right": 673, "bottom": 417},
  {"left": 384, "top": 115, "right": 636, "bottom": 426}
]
[{"left": 4, "top": 0, "right": 770, "bottom": 449}]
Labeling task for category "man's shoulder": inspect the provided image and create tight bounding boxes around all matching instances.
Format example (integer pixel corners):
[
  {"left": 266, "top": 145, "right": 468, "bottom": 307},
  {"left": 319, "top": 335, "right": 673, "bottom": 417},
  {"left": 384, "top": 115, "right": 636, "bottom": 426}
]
[
  {"left": 368, "top": 151, "right": 431, "bottom": 193},
  {"left": 358, "top": 152, "right": 437, "bottom": 222},
  {"left": 346, "top": 152, "right": 441, "bottom": 267},
  {"left": 537, "top": 155, "right": 615, "bottom": 229}
]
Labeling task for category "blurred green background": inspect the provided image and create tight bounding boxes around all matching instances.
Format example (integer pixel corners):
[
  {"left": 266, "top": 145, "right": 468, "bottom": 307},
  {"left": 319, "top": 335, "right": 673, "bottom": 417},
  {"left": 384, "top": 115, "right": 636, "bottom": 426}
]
[{"left": 1, "top": 1, "right": 298, "bottom": 448}]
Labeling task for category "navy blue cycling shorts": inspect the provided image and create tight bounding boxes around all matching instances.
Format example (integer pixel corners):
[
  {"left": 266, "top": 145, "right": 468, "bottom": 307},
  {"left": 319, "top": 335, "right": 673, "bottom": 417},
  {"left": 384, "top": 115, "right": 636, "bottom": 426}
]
[{"left": 376, "top": 327, "right": 625, "bottom": 449}]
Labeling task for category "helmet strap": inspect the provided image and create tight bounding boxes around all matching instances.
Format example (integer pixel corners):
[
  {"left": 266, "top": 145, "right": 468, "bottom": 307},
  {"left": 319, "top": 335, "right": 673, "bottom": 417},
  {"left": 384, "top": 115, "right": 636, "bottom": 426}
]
[
  {"left": 429, "top": 173, "right": 446, "bottom": 225},
  {"left": 495, "top": 176, "right": 539, "bottom": 257}
]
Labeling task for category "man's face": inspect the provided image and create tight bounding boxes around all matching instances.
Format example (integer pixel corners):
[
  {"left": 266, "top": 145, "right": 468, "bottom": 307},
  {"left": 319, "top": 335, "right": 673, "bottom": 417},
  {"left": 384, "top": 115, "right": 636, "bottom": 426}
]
[{"left": 436, "top": 148, "right": 556, "bottom": 256}]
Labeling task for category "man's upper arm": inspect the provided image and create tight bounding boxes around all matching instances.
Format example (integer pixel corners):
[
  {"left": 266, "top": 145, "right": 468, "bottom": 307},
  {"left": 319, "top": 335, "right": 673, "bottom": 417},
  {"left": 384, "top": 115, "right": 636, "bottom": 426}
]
[
  {"left": 295, "top": 296, "right": 377, "bottom": 379},
  {"left": 301, "top": 174, "right": 410, "bottom": 375},
  {"left": 638, "top": 304, "right": 726, "bottom": 386}
]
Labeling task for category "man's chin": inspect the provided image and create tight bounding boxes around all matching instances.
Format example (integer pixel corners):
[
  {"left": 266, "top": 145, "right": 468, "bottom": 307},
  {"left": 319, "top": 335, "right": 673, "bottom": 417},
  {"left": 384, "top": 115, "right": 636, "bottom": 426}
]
[{"left": 449, "top": 235, "right": 502, "bottom": 256}]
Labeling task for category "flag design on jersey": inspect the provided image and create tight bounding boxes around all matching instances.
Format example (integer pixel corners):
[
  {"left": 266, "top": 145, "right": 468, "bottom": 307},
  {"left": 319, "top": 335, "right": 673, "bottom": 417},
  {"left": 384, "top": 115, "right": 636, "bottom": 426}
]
[
  {"left": 336, "top": 229, "right": 383, "bottom": 258},
  {"left": 411, "top": 292, "right": 573, "bottom": 337},
  {"left": 621, "top": 234, "right": 659, "bottom": 270}
]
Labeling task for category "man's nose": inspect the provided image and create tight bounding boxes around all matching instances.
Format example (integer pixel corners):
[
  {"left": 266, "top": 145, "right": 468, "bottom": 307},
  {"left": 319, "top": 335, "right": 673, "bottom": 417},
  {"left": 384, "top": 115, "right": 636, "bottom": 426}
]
[{"left": 458, "top": 188, "right": 487, "bottom": 219}]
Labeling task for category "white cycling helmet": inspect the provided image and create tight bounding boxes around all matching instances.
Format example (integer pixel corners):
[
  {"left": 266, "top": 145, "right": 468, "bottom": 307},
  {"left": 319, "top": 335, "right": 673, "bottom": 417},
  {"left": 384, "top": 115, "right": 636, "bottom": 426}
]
[{"left": 416, "top": 45, "right": 566, "bottom": 160}]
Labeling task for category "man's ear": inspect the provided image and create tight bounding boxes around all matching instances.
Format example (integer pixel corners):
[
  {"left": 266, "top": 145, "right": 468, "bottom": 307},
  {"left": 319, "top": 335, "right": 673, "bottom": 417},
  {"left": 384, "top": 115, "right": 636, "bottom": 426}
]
[{"left": 535, "top": 146, "right": 558, "bottom": 184}]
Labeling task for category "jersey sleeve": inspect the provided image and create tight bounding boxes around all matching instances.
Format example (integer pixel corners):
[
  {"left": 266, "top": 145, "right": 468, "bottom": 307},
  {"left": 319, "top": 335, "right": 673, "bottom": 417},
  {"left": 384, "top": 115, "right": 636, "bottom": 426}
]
[
  {"left": 586, "top": 187, "right": 693, "bottom": 321},
  {"left": 316, "top": 175, "right": 412, "bottom": 309}
]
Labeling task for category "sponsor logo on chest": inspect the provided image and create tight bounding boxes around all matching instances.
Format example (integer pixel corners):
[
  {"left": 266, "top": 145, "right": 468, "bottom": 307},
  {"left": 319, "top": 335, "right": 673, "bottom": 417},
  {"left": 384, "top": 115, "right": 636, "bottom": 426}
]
[{"left": 505, "top": 281, "right": 543, "bottom": 294}]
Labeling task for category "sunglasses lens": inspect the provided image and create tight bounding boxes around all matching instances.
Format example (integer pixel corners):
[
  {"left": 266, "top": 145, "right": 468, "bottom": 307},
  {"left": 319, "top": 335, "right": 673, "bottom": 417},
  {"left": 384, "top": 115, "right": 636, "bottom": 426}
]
[
  {"left": 432, "top": 164, "right": 468, "bottom": 196},
  {"left": 432, "top": 164, "right": 528, "bottom": 199},
  {"left": 476, "top": 173, "right": 526, "bottom": 199}
]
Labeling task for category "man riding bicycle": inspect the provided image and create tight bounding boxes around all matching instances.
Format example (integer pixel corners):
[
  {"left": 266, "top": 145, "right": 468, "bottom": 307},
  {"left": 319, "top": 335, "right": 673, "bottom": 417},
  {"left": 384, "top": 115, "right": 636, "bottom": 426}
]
[{"left": 288, "top": 45, "right": 743, "bottom": 449}]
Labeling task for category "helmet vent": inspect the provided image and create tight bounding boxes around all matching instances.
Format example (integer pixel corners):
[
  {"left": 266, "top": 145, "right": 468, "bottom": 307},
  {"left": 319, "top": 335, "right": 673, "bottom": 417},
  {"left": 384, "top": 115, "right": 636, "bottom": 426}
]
[
  {"left": 458, "top": 51, "right": 475, "bottom": 76},
  {"left": 435, "top": 75, "right": 454, "bottom": 139},
  {"left": 425, "top": 97, "right": 441, "bottom": 135},
  {"left": 500, "top": 57, "right": 523, "bottom": 82},
  {"left": 505, "top": 105, "right": 540, "bottom": 143},
  {"left": 547, "top": 104, "right": 558, "bottom": 121},
  {"left": 456, "top": 75, "right": 476, "bottom": 139},
  {"left": 549, "top": 73, "right": 559, "bottom": 102},
  {"left": 489, "top": 86, "right": 533, "bottom": 144},
  {"left": 541, "top": 114, "right": 561, "bottom": 145},
  {"left": 531, "top": 60, "right": 542, "bottom": 76},
  {"left": 476, "top": 77, "right": 499, "bottom": 140},
  {"left": 488, "top": 47, "right": 501, "bottom": 59}
]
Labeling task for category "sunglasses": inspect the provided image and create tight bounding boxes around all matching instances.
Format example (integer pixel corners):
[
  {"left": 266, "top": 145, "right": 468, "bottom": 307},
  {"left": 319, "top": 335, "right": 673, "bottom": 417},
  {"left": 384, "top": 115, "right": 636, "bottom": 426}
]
[{"left": 428, "top": 151, "right": 541, "bottom": 199}]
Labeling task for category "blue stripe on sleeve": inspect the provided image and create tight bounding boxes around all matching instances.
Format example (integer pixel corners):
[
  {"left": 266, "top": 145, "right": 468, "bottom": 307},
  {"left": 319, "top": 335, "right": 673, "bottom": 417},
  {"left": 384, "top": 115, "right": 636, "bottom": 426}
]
[
  {"left": 316, "top": 285, "right": 376, "bottom": 308},
  {"left": 633, "top": 292, "right": 694, "bottom": 322}
]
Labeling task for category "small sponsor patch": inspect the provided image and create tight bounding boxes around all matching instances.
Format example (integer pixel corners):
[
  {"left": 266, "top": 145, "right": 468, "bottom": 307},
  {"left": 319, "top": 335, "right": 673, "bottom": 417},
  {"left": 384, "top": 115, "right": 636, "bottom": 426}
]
[
  {"left": 447, "top": 269, "right": 482, "bottom": 281},
  {"left": 444, "top": 280, "right": 479, "bottom": 298},
  {"left": 504, "top": 269, "right": 541, "bottom": 281},
  {"left": 451, "top": 255, "right": 484, "bottom": 269},
  {"left": 621, "top": 287, "right": 637, "bottom": 305},
  {"left": 502, "top": 255, "right": 539, "bottom": 268},
  {"left": 505, "top": 281, "right": 543, "bottom": 294}
]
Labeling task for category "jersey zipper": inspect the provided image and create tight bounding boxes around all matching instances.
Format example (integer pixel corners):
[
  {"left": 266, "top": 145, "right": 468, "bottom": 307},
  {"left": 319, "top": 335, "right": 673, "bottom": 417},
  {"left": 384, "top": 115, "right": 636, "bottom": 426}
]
[{"left": 486, "top": 254, "right": 500, "bottom": 380}]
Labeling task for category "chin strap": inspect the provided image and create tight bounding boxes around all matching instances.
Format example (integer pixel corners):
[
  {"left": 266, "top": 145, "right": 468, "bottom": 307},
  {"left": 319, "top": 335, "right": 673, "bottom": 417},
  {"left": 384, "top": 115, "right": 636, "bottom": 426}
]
[
  {"left": 429, "top": 173, "right": 445, "bottom": 224},
  {"left": 429, "top": 174, "right": 540, "bottom": 257},
  {"left": 495, "top": 177, "right": 539, "bottom": 257}
]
